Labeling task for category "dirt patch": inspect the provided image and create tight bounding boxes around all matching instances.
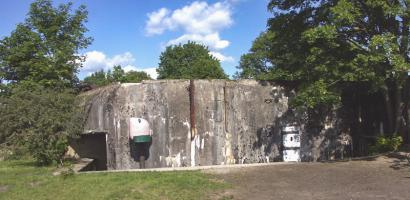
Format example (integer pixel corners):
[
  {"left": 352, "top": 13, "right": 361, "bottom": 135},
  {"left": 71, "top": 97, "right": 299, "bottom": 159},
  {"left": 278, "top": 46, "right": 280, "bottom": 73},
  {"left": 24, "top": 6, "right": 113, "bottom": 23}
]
[
  {"left": 207, "top": 156, "right": 410, "bottom": 200},
  {"left": 0, "top": 185, "right": 9, "bottom": 193},
  {"left": 29, "top": 181, "right": 42, "bottom": 188}
]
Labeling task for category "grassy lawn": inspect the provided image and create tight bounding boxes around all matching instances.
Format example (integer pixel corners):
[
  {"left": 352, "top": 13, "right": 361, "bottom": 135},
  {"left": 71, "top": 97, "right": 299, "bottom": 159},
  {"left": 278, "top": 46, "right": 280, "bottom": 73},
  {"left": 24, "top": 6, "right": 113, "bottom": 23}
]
[{"left": 0, "top": 160, "right": 228, "bottom": 200}]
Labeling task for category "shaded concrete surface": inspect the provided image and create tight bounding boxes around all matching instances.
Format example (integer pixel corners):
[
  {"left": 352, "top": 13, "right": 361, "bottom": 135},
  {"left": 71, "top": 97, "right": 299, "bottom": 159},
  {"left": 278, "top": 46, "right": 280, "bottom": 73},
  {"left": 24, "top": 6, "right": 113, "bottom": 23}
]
[{"left": 210, "top": 156, "right": 410, "bottom": 200}]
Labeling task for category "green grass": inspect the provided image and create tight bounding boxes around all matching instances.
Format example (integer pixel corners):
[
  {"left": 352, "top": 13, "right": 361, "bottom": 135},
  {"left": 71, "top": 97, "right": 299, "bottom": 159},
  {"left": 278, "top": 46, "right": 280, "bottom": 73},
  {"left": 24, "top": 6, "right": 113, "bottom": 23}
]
[{"left": 0, "top": 160, "right": 228, "bottom": 200}]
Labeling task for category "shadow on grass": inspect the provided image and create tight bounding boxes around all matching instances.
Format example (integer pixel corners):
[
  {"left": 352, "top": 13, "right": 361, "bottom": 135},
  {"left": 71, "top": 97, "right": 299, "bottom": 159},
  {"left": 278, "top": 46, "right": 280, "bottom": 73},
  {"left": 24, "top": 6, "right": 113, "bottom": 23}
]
[{"left": 4, "top": 160, "right": 38, "bottom": 167}]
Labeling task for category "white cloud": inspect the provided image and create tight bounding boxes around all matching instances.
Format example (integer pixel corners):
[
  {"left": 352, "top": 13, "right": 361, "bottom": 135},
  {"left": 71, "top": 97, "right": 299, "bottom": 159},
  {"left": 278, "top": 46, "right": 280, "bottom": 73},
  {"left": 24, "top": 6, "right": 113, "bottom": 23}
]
[
  {"left": 81, "top": 51, "right": 107, "bottom": 72},
  {"left": 108, "top": 52, "right": 135, "bottom": 67},
  {"left": 145, "top": 8, "right": 171, "bottom": 35},
  {"left": 210, "top": 51, "right": 234, "bottom": 62},
  {"left": 81, "top": 51, "right": 158, "bottom": 79},
  {"left": 123, "top": 65, "right": 158, "bottom": 79},
  {"left": 167, "top": 33, "right": 229, "bottom": 50},
  {"left": 141, "top": 68, "right": 159, "bottom": 79},
  {"left": 146, "top": 1, "right": 232, "bottom": 36},
  {"left": 82, "top": 51, "right": 135, "bottom": 72},
  {"left": 145, "top": 1, "right": 234, "bottom": 63}
]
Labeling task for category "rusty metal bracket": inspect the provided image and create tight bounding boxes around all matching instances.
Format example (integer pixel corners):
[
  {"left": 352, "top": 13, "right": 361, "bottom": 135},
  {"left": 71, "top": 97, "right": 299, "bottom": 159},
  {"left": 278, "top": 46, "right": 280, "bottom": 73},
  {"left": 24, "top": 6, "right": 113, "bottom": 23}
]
[
  {"left": 224, "top": 83, "right": 228, "bottom": 132},
  {"left": 189, "top": 80, "right": 196, "bottom": 140}
]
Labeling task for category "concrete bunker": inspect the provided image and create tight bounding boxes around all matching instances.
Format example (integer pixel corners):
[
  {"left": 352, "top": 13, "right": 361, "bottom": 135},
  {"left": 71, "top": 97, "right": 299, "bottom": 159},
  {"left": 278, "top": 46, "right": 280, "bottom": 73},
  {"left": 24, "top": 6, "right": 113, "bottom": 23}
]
[{"left": 72, "top": 80, "right": 351, "bottom": 170}]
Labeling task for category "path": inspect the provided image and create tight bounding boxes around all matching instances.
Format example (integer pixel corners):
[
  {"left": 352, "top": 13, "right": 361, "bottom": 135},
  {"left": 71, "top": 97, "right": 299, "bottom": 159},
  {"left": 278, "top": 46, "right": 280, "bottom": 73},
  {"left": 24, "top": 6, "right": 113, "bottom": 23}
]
[{"left": 208, "top": 156, "right": 410, "bottom": 200}]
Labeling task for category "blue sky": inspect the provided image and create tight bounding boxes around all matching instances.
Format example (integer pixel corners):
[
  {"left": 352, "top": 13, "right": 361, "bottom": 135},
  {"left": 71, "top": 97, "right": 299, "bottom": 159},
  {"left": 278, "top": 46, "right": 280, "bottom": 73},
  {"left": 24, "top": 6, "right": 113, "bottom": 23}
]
[{"left": 0, "top": 0, "right": 271, "bottom": 79}]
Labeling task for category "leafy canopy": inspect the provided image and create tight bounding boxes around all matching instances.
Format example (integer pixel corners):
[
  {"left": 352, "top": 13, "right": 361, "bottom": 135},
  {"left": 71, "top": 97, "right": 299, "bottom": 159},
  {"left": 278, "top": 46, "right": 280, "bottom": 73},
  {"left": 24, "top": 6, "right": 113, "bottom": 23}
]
[
  {"left": 83, "top": 70, "right": 110, "bottom": 87},
  {"left": 258, "top": 0, "right": 410, "bottom": 108},
  {"left": 83, "top": 65, "right": 152, "bottom": 87},
  {"left": 0, "top": 0, "right": 92, "bottom": 88},
  {"left": 235, "top": 31, "right": 274, "bottom": 79},
  {"left": 157, "top": 41, "right": 228, "bottom": 79},
  {"left": 0, "top": 0, "right": 91, "bottom": 165},
  {"left": 0, "top": 83, "right": 84, "bottom": 165}
]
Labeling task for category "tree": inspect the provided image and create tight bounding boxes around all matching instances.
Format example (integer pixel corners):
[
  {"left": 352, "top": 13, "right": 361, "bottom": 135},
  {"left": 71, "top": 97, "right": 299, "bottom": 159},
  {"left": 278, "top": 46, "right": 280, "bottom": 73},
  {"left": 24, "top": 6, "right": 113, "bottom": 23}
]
[
  {"left": 157, "top": 41, "right": 228, "bottom": 79},
  {"left": 264, "top": 0, "right": 410, "bottom": 135},
  {"left": 83, "top": 70, "right": 110, "bottom": 87},
  {"left": 111, "top": 65, "right": 125, "bottom": 82},
  {"left": 83, "top": 65, "right": 151, "bottom": 87},
  {"left": 0, "top": 83, "right": 84, "bottom": 164},
  {"left": 235, "top": 31, "right": 274, "bottom": 79},
  {"left": 0, "top": 0, "right": 92, "bottom": 88},
  {"left": 0, "top": 0, "right": 90, "bottom": 164},
  {"left": 122, "top": 71, "right": 151, "bottom": 83}
]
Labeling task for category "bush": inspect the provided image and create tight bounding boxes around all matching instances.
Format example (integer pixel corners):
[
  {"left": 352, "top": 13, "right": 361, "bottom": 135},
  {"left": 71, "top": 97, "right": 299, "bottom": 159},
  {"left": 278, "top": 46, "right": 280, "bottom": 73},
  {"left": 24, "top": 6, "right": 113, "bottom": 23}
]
[
  {"left": 369, "top": 135, "right": 403, "bottom": 154},
  {"left": 0, "top": 83, "right": 84, "bottom": 165},
  {"left": 0, "top": 145, "right": 30, "bottom": 161},
  {"left": 157, "top": 41, "right": 228, "bottom": 79}
]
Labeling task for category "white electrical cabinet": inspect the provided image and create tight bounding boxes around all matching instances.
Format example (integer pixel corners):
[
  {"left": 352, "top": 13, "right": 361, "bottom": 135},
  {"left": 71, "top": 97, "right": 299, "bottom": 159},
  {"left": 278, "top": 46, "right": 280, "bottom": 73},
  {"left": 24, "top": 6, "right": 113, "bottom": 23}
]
[{"left": 282, "top": 126, "right": 301, "bottom": 162}]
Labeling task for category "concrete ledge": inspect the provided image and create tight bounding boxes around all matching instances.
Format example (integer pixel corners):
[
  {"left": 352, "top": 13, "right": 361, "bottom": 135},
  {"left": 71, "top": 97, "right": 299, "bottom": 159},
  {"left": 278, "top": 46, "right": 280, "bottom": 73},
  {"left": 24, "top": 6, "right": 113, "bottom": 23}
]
[
  {"left": 53, "top": 158, "right": 95, "bottom": 176},
  {"left": 80, "top": 162, "right": 297, "bottom": 174},
  {"left": 74, "top": 158, "right": 96, "bottom": 172},
  {"left": 79, "top": 153, "right": 410, "bottom": 174}
]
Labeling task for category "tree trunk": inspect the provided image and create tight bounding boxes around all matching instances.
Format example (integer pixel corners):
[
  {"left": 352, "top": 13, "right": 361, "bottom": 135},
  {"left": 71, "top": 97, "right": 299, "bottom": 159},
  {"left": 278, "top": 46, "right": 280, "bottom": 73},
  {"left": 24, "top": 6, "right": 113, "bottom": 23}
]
[
  {"left": 383, "top": 87, "right": 394, "bottom": 135},
  {"left": 393, "top": 81, "right": 403, "bottom": 136},
  {"left": 404, "top": 79, "right": 410, "bottom": 144},
  {"left": 400, "top": 15, "right": 409, "bottom": 143}
]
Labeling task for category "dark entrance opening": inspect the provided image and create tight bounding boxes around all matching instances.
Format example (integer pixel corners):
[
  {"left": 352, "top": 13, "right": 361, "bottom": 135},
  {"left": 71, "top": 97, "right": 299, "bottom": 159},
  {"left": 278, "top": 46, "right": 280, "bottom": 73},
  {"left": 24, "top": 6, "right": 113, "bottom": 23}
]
[{"left": 70, "top": 132, "right": 107, "bottom": 170}]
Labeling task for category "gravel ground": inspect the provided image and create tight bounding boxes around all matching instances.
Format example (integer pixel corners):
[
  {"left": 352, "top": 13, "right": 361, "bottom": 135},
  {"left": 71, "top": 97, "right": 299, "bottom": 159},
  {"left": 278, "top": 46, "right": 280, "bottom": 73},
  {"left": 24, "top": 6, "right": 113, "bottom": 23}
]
[{"left": 208, "top": 155, "right": 410, "bottom": 200}]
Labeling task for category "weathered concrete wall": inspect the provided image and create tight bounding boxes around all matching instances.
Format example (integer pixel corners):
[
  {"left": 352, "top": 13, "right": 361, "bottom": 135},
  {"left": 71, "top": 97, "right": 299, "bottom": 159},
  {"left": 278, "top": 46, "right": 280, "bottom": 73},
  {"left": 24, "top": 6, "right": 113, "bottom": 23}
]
[{"left": 78, "top": 80, "right": 348, "bottom": 170}]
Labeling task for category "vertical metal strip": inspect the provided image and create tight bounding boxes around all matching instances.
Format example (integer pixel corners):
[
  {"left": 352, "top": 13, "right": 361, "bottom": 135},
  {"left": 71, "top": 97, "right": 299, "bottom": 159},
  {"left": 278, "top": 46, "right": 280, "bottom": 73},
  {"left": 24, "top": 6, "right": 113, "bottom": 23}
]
[
  {"left": 224, "top": 82, "right": 228, "bottom": 132},
  {"left": 189, "top": 80, "right": 196, "bottom": 140}
]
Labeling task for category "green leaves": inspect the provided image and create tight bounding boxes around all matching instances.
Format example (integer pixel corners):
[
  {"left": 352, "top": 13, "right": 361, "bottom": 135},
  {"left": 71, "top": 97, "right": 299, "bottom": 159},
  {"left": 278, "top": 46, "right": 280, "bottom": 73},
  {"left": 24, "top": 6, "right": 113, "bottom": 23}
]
[
  {"left": 0, "top": 0, "right": 92, "bottom": 164},
  {"left": 258, "top": 0, "right": 410, "bottom": 109},
  {"left": 0, "top": 83, "right": 84, "bottom": 165},
  {"left": 303, "top": 25, "right": 339, "bottom": 45},
  {"left": 369, "top": 135, "right": 403, "bottom": 154},
  {"left": 83, "top": 65, "right": 152, "bottom": 87},
  {"left": 330, "top": 0, "right": 361, "bottom": 26},
  {"left": 122, "top": 71, "right": 151, "bottom": 83},
  {"left": 235, "top": 31, "right": 274, "bottom": 79},
  {"left": 0, "top": 0, "right": 92, "bottom": 88},
  {"left": 293, "top": 79, "right": 341, "bottom": 108},
  {"left": 157, "top": 41, "right": 228, "bottom": 79},
  {"left": 83, "top": 70, "right": 110, "bottom": 87}
]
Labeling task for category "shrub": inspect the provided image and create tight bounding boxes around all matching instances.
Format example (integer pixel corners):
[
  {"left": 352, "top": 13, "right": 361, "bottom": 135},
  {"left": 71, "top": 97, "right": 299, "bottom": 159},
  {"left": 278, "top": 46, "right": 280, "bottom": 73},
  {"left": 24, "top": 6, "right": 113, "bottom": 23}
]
[
  {"left": 369, "top": 135, "right": 403, "bottom": 154},
  {"left": 0, "top": 83, "right": 84, "bottom": 165}
]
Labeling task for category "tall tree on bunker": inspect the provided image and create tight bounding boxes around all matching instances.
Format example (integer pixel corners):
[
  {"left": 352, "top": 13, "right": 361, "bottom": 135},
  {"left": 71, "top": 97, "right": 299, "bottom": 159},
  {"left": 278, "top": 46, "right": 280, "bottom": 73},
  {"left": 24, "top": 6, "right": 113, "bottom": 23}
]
[
  {"left": 157, "top": 41, "right": 228, "bottom": 79},
  {"left": 235, "top": 31, "right": 274, "bottom": 79},
  {"left": 83, "top": 65, "right": 152, "bottom": 87},
  {"left": 262, "top": 0, "right": 410, "bottom": 138},
  {"left": 122, "top": 70, "right": 151, "bottom": 83},
  {"left": 110, "top": 65, "right": 125, "bottom": 82},
  {"left": 0, "top": 0, "right": 92, "bottom": 88},
  {"left": 83, "top": 70, "right": 111, "bottom": 87}
]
